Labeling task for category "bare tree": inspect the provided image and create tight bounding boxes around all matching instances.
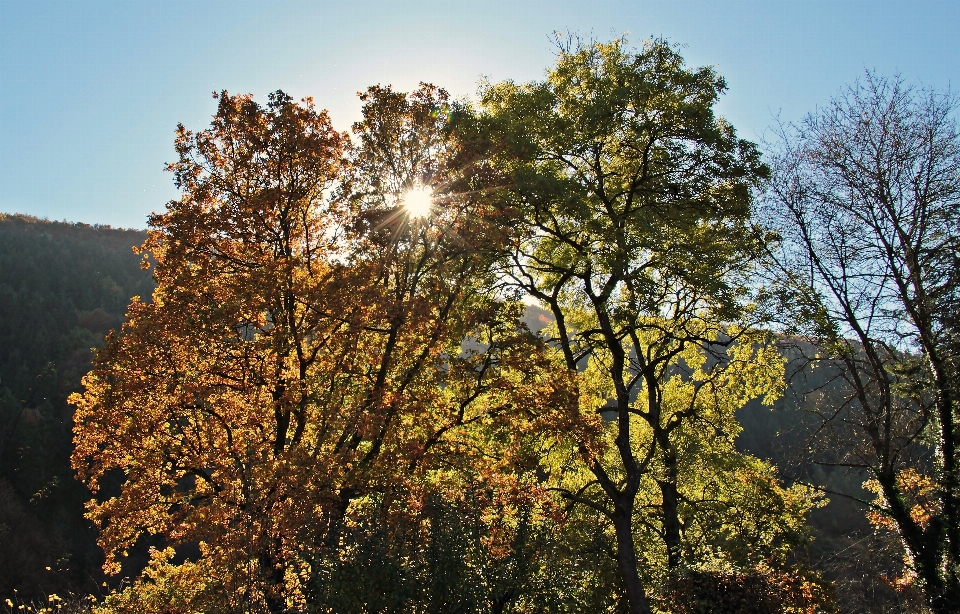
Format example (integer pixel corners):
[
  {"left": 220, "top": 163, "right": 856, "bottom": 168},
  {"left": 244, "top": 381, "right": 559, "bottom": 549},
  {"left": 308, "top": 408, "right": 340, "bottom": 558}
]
[{"left": 766, "top": 73, "right": 960, "bottom": 614}]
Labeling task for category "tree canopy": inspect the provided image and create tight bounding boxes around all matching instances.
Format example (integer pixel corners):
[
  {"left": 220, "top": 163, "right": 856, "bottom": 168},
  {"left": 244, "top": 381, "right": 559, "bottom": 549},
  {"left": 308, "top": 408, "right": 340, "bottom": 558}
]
[
  {"left": 61, "top": 37, "right": 956, "bottom": 614},
  {"left": 72, "top": 86, "right": 582, "bottom": 613},
  {"left": 466, "top": 37, "right": 822, "bottom": 614}
]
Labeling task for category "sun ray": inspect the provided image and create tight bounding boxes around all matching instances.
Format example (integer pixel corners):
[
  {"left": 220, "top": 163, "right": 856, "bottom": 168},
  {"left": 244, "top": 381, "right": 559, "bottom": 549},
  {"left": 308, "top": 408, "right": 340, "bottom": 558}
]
[{"left": 401, "top": 186, "right": 433, "bottom": 218}]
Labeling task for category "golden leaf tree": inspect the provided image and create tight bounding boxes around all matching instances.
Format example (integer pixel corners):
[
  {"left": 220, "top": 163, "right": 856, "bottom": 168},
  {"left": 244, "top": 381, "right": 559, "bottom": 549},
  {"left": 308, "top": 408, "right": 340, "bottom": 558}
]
[{"left": 72, "top": 88, "right": 576, "bottom": 613}]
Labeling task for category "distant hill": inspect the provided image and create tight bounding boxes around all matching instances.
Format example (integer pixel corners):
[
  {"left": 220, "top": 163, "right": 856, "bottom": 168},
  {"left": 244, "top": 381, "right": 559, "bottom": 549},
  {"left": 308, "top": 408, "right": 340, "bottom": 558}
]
[
  {"left": 0, "top": 213, "right": 153, "bottom": 600},
  {"left": 737, "top": 342, "right": 919, "bottom": 613}
]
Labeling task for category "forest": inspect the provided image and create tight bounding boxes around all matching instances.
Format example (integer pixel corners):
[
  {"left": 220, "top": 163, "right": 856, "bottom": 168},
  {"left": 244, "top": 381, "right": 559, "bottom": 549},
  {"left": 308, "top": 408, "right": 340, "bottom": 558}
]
[{"left": 1, "top": 38, "right": 959, "bottom": 614}]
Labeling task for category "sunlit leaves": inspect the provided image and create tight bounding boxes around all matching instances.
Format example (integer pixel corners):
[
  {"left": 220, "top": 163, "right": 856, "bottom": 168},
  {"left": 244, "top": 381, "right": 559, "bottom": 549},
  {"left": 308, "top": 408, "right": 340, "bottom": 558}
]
[
  {"left": 71, "top": 86, "right": 580, "bottom": 613},
  {"left": 470, "top": 36, "right": 821, "bottom": 613}
]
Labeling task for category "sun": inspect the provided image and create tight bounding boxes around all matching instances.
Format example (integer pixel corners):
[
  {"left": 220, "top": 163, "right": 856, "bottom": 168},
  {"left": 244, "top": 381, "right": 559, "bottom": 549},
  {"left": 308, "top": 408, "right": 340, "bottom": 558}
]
[{"left": 401, "top": 186, "right": 433, "bottom": 219}]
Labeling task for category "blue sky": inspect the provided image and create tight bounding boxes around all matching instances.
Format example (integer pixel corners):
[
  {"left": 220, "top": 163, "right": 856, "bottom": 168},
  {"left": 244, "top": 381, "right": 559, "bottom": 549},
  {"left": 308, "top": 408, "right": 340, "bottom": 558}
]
[{"left": 2, "top": 0, "right": 958, "bottom": 229}]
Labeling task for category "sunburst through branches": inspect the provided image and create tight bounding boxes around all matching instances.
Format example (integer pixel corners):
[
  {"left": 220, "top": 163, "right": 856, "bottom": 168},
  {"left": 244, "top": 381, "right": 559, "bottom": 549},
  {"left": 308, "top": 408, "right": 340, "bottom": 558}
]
[{"left": 401, "top": 185, "right": 433, "bottom": 218}]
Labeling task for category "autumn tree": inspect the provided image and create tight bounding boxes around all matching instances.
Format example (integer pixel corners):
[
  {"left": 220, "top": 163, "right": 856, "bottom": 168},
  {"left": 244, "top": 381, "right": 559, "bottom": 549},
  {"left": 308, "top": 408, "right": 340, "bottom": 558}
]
[
  {"left": 766, "top": 73, "right": 960, "bottom": 614},
  {"left": 468, "top": 38, "right": 824, "bottom": 614},
  {"left": 72, "top": 88, "right": 575, "bottom": 613},
  {"left": 72, "top": 90, "right": 352, "bottom": 612}
]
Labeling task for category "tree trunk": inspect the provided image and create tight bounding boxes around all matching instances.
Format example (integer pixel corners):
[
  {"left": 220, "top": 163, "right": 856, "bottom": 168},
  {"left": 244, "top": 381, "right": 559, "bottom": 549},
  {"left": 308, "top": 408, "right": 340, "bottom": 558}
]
[
  {"left": 491, "top": 591, "right": 513, "bottom": 614},
  {"left": 260, "top": 547, "right": 287, "bottom": 614},
  {"left": 612, "top": 509, "right": 653, "bottom": 614},
  {"left": 659, "top": 450, "right": 682, "bottom": 569}
]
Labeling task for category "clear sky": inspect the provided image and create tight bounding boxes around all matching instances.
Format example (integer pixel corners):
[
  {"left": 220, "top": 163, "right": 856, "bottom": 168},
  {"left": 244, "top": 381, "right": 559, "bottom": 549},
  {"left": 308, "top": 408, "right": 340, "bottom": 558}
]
[{"left": 2, "top": 0, "right": 958, "bottom": 229}]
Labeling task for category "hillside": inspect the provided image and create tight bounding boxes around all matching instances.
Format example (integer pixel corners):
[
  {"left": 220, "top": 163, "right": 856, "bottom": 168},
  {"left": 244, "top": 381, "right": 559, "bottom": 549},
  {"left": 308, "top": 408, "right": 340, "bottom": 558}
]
[
  {"left": 0, "top": 213, "right": 153, "bottom": 600},
  {"left": 737, "top": 345, "right": 921, "bottom": 613}
]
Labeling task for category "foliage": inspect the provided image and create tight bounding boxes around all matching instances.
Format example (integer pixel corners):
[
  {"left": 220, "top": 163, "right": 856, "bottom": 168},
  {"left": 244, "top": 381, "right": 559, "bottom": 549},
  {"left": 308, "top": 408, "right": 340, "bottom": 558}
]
[
  {"left": 660, "top": 565, "right": 829, "bottom": 614},
  {"left": 92, "top": 548, "right": 229, "bottom": 614},
  {"left": 56, "top": 36, "right": 939, "bottom": 614},
  {"left": 468, "top": 36, "right": 825, "bottom": 613},
  {"left": 71, "top": 87, "right": 578, "bottom": 612},
  {"left": 8, "top": 33, "right": 960, "bottom": 614},
  {"left": 308, "top": 489, "right": 613, "bottom": 614}
]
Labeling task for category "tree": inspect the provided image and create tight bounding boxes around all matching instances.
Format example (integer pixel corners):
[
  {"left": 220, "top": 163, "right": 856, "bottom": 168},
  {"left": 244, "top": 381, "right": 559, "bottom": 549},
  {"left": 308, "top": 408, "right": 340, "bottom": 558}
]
[
  {"left": 72, "top": 88, "right": 574, "bottom": 612},
  {"left": 469, "top": 37, "right": 822, "bottom": 614},
  {"left": 72, "top": 90, "right": 352, "bottom": 611},
  {"left": 766, "top": 73, "right": 960, "bottom": 614}
]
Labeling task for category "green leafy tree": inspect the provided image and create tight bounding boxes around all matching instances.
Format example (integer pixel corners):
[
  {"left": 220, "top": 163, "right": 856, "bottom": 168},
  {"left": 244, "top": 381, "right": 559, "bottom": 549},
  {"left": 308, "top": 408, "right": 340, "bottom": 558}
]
[{"left": 468, "top": 37, "right": 824, "bottom": 614}]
